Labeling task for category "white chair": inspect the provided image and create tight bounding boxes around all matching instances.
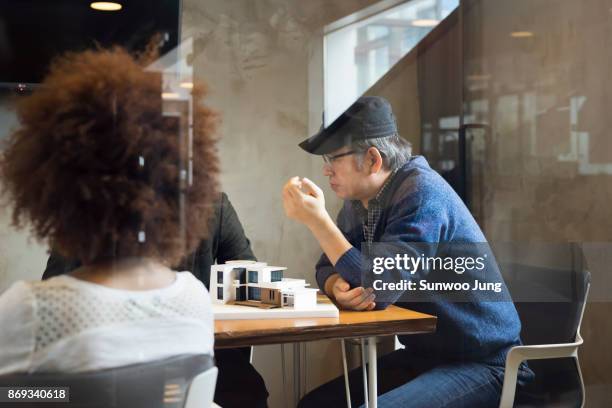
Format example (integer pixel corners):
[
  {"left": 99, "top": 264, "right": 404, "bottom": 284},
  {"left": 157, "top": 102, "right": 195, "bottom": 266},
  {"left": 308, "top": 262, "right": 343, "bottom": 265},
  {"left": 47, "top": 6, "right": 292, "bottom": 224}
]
[
  {"left": 499, "top": 262, "right": 591, "bottom": 408},
  {"left": 185, "top": 366, "right": 219, "bottom": 408}
]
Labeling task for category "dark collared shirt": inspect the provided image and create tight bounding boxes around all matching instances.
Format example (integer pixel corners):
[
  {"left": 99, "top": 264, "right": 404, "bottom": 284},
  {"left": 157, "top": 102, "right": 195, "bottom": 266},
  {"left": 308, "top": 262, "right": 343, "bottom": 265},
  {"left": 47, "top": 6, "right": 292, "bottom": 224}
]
[{"left": 352, "top": 168, "right": 399, "bottom": 245}]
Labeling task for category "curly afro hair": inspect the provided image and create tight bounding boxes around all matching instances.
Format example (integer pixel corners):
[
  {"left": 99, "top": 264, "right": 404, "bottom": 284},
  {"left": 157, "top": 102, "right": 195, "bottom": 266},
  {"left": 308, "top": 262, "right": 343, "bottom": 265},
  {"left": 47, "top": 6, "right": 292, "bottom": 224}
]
[{"left": 0, "top": 47, "right": 219, "bottom": 266}]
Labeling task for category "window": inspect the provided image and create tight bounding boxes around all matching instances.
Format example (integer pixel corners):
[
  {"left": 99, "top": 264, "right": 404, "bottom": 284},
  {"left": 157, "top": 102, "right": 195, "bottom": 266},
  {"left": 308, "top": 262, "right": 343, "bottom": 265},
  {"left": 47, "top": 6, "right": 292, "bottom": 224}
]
[
  {"left": 271, "top": 270, "right": 282, "bottom": 282},
  {"left": 248, "top": 287, "right": 261, "bottom": 301},
  {"left": 217, "top": 271, "right": 224, "bottom": 284},
  {"left": 234, "top": 268, "right": 246, "bottom": 284},
  {"left": 248, "top": 270, "right": 258, "bottom": 283},
  {"left": 217, "top": 287, "right": 223, "bottom": 300},
  {"left": 324, "top": 0, "right": 458, "bottom": 125},
  {"left": 236, "top": 287, "right": 246, "bottom": 301}
]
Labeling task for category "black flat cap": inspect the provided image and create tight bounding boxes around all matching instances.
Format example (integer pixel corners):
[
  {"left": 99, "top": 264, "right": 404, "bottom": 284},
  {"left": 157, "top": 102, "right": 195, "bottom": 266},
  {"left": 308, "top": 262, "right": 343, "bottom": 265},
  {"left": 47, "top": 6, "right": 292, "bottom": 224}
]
[{"left": 299, "top": 96, "right": 397, "bottom": 155}]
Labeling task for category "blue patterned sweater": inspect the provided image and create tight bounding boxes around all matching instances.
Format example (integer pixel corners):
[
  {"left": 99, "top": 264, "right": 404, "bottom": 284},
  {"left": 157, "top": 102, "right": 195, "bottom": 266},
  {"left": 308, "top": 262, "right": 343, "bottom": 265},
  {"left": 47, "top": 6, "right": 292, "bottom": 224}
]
[{"left": 315, "top": 156, "right": 523, "bottom": 365}]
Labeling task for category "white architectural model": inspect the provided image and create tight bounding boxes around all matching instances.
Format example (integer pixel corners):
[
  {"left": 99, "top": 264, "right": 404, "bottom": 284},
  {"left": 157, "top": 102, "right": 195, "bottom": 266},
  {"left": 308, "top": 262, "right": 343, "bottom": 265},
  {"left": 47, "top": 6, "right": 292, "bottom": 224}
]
[{"left": 210, "top": 260, "right": 318, "bottom": 310}]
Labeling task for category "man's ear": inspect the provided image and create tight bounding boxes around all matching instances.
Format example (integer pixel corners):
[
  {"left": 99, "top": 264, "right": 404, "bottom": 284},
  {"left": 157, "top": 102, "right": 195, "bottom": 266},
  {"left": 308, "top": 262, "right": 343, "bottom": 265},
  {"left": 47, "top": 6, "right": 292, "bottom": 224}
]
[{"left": 367, "top": 147, "right": 384, "bottom": 174}]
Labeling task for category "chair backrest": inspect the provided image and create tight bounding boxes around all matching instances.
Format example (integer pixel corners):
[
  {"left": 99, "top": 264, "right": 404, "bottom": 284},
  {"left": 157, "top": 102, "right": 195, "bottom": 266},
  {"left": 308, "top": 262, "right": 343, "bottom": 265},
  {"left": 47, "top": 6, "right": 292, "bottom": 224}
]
[
  {"left": 184, "top": 366, "right": 218, "bottom": 408},
  {"left": 501, "top": 253, "right": 591, "bottom": 345},
  {"left": 0, "top": 354, "right": 214, "bottom": 408}
]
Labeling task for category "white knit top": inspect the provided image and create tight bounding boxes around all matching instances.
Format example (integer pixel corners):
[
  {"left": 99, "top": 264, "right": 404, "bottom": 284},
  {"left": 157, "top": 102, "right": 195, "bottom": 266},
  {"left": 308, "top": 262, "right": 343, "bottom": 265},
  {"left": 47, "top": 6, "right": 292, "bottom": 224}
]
[{"left": 0, "top": 272, "right": 214, "bottom": 374}]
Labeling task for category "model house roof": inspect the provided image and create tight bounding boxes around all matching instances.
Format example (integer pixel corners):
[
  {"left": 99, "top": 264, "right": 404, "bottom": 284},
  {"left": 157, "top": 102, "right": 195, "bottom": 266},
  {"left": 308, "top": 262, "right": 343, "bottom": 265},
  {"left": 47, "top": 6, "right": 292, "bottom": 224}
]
[{"left": 256, "top": 266, "right": 288, "bottom": 272}]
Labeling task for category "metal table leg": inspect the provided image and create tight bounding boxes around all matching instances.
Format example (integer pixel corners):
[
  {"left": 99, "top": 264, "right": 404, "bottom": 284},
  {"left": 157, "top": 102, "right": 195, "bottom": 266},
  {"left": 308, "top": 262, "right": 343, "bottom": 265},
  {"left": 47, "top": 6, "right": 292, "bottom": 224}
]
[
  {"left": 367, "top": 336, "right": 377, "bottom": 408},
  {"left": 293, "top": 342, "right": 301, "bottom": 406},
  {"left": 341, "top": 339, "right": 352, "bottom": 408},
  {"left": 360, "top": 338, "right": 369, "bottom": 408}
]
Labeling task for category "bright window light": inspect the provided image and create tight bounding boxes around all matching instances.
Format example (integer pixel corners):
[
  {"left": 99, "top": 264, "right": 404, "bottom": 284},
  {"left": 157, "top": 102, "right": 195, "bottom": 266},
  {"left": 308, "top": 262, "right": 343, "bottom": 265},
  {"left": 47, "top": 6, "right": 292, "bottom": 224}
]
[
  {"left": 324, "top": 0, "right": 458, "bottom": 126},
  {"left": 411, "top": 19, "right": 440, "bottom": 27}
]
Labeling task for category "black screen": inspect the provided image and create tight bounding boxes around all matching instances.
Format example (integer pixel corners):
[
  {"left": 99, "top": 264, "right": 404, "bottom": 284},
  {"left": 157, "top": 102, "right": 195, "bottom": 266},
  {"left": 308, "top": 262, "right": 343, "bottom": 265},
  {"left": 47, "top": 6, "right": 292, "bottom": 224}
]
[{"left": 0, "top": 0, "right": 181, "bottom": 85}]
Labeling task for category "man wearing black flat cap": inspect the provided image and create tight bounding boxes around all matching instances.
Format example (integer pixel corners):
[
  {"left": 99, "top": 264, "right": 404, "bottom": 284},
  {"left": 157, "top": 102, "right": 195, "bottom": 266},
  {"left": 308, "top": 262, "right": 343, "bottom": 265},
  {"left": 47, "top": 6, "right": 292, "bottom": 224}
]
[{"left": 283, "top": 96, "right": 532, "bottom": 407}]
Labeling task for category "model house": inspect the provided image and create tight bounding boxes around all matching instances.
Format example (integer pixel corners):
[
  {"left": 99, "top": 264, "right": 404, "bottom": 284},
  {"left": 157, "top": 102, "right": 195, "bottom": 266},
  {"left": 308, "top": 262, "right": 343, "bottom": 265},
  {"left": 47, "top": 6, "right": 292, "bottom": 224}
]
[{"left": 210, "top": 260, "right": 318, "bottom": 309}]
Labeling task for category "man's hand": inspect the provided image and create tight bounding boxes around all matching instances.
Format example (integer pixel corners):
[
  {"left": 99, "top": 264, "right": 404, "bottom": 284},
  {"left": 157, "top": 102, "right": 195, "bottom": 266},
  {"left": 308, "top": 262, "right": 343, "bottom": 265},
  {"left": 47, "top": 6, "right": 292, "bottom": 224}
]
[
  {"left": 282, "top": 176, "right": 330, "bottom": 228},
  {"left": 327, "top": 274, "right": 376, "bottom": 311}
]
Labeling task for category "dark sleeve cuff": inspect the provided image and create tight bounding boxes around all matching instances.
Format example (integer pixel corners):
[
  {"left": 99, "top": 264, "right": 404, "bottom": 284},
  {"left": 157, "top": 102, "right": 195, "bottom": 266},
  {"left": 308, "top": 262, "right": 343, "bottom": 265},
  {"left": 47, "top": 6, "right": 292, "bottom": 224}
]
[
  {"left": 315, "top": 265, "right": 335, "bottom": 292},
  {"left": 334, "top": 247, "right": 363, "bottom": 288}
]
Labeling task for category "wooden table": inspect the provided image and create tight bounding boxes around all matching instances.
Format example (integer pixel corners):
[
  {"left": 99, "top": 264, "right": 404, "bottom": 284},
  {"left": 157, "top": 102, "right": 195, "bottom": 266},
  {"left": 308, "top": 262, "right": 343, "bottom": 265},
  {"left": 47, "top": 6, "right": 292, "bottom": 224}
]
[{"left": 214, "top": 297, "right": 436, "bottom": 408}]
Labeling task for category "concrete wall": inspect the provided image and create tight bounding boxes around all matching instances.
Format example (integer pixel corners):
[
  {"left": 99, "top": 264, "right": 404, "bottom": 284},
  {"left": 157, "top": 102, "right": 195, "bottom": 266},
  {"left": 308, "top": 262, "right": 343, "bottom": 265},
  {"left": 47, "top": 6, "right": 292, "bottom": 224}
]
[{"left": 0, "top": 94, "right": 50, "bottom": 291}]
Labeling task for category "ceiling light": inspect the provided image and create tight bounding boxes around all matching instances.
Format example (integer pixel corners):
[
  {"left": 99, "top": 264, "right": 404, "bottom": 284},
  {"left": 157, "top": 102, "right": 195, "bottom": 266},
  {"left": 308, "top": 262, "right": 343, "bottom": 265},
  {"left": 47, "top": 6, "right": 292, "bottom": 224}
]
[
  {"left": 179, "top": 82, "right": 194, "bottom": 89},
  {"left": 510, "top": 31, "right": 534, "bottom": 38},
  {"left": 162, "top": 92, "right": 180, "bottom": 100},
  {"left": 90, "top": 2, "right": 122, "bottom": 11},
  {"left": 411, "top": 19, "right": 440, "bottom": 27}
]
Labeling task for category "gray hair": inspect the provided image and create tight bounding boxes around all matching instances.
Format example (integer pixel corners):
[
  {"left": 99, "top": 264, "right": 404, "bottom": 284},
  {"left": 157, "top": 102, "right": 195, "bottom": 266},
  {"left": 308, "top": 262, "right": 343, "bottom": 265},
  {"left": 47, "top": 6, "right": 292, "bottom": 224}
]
[{"left": 353, "top": 134, "right": 412, "bottom": 171}]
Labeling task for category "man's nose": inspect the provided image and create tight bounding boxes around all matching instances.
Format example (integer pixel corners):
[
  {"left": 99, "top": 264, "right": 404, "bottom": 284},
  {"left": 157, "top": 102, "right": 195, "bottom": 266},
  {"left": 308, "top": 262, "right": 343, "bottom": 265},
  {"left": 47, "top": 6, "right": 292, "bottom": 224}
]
[{"left": 322, "top": 163, "right": 333, "bottom": 176}]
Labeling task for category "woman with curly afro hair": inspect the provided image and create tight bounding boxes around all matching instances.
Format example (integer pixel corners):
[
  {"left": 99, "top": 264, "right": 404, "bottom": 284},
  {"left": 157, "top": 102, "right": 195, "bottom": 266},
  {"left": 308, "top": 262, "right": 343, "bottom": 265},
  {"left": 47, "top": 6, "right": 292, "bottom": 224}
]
[{"left": 0, "top": 46, "right": 220, "bottom": 374}]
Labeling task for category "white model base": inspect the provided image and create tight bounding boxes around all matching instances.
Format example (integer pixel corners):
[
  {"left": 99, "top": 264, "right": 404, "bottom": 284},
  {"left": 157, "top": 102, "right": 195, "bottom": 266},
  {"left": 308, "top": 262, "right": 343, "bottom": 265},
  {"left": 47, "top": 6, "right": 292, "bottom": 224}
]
[{"left": 213, "top": 302, "right": 338, "bottom": 320}]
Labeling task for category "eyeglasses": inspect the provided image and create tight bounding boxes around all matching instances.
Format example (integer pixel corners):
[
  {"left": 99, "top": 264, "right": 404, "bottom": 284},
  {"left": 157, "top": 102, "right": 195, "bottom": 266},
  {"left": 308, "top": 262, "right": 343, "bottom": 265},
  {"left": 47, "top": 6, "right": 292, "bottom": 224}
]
[{"left": 322, "top": 150, "right": 358, "bottom": 165}]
